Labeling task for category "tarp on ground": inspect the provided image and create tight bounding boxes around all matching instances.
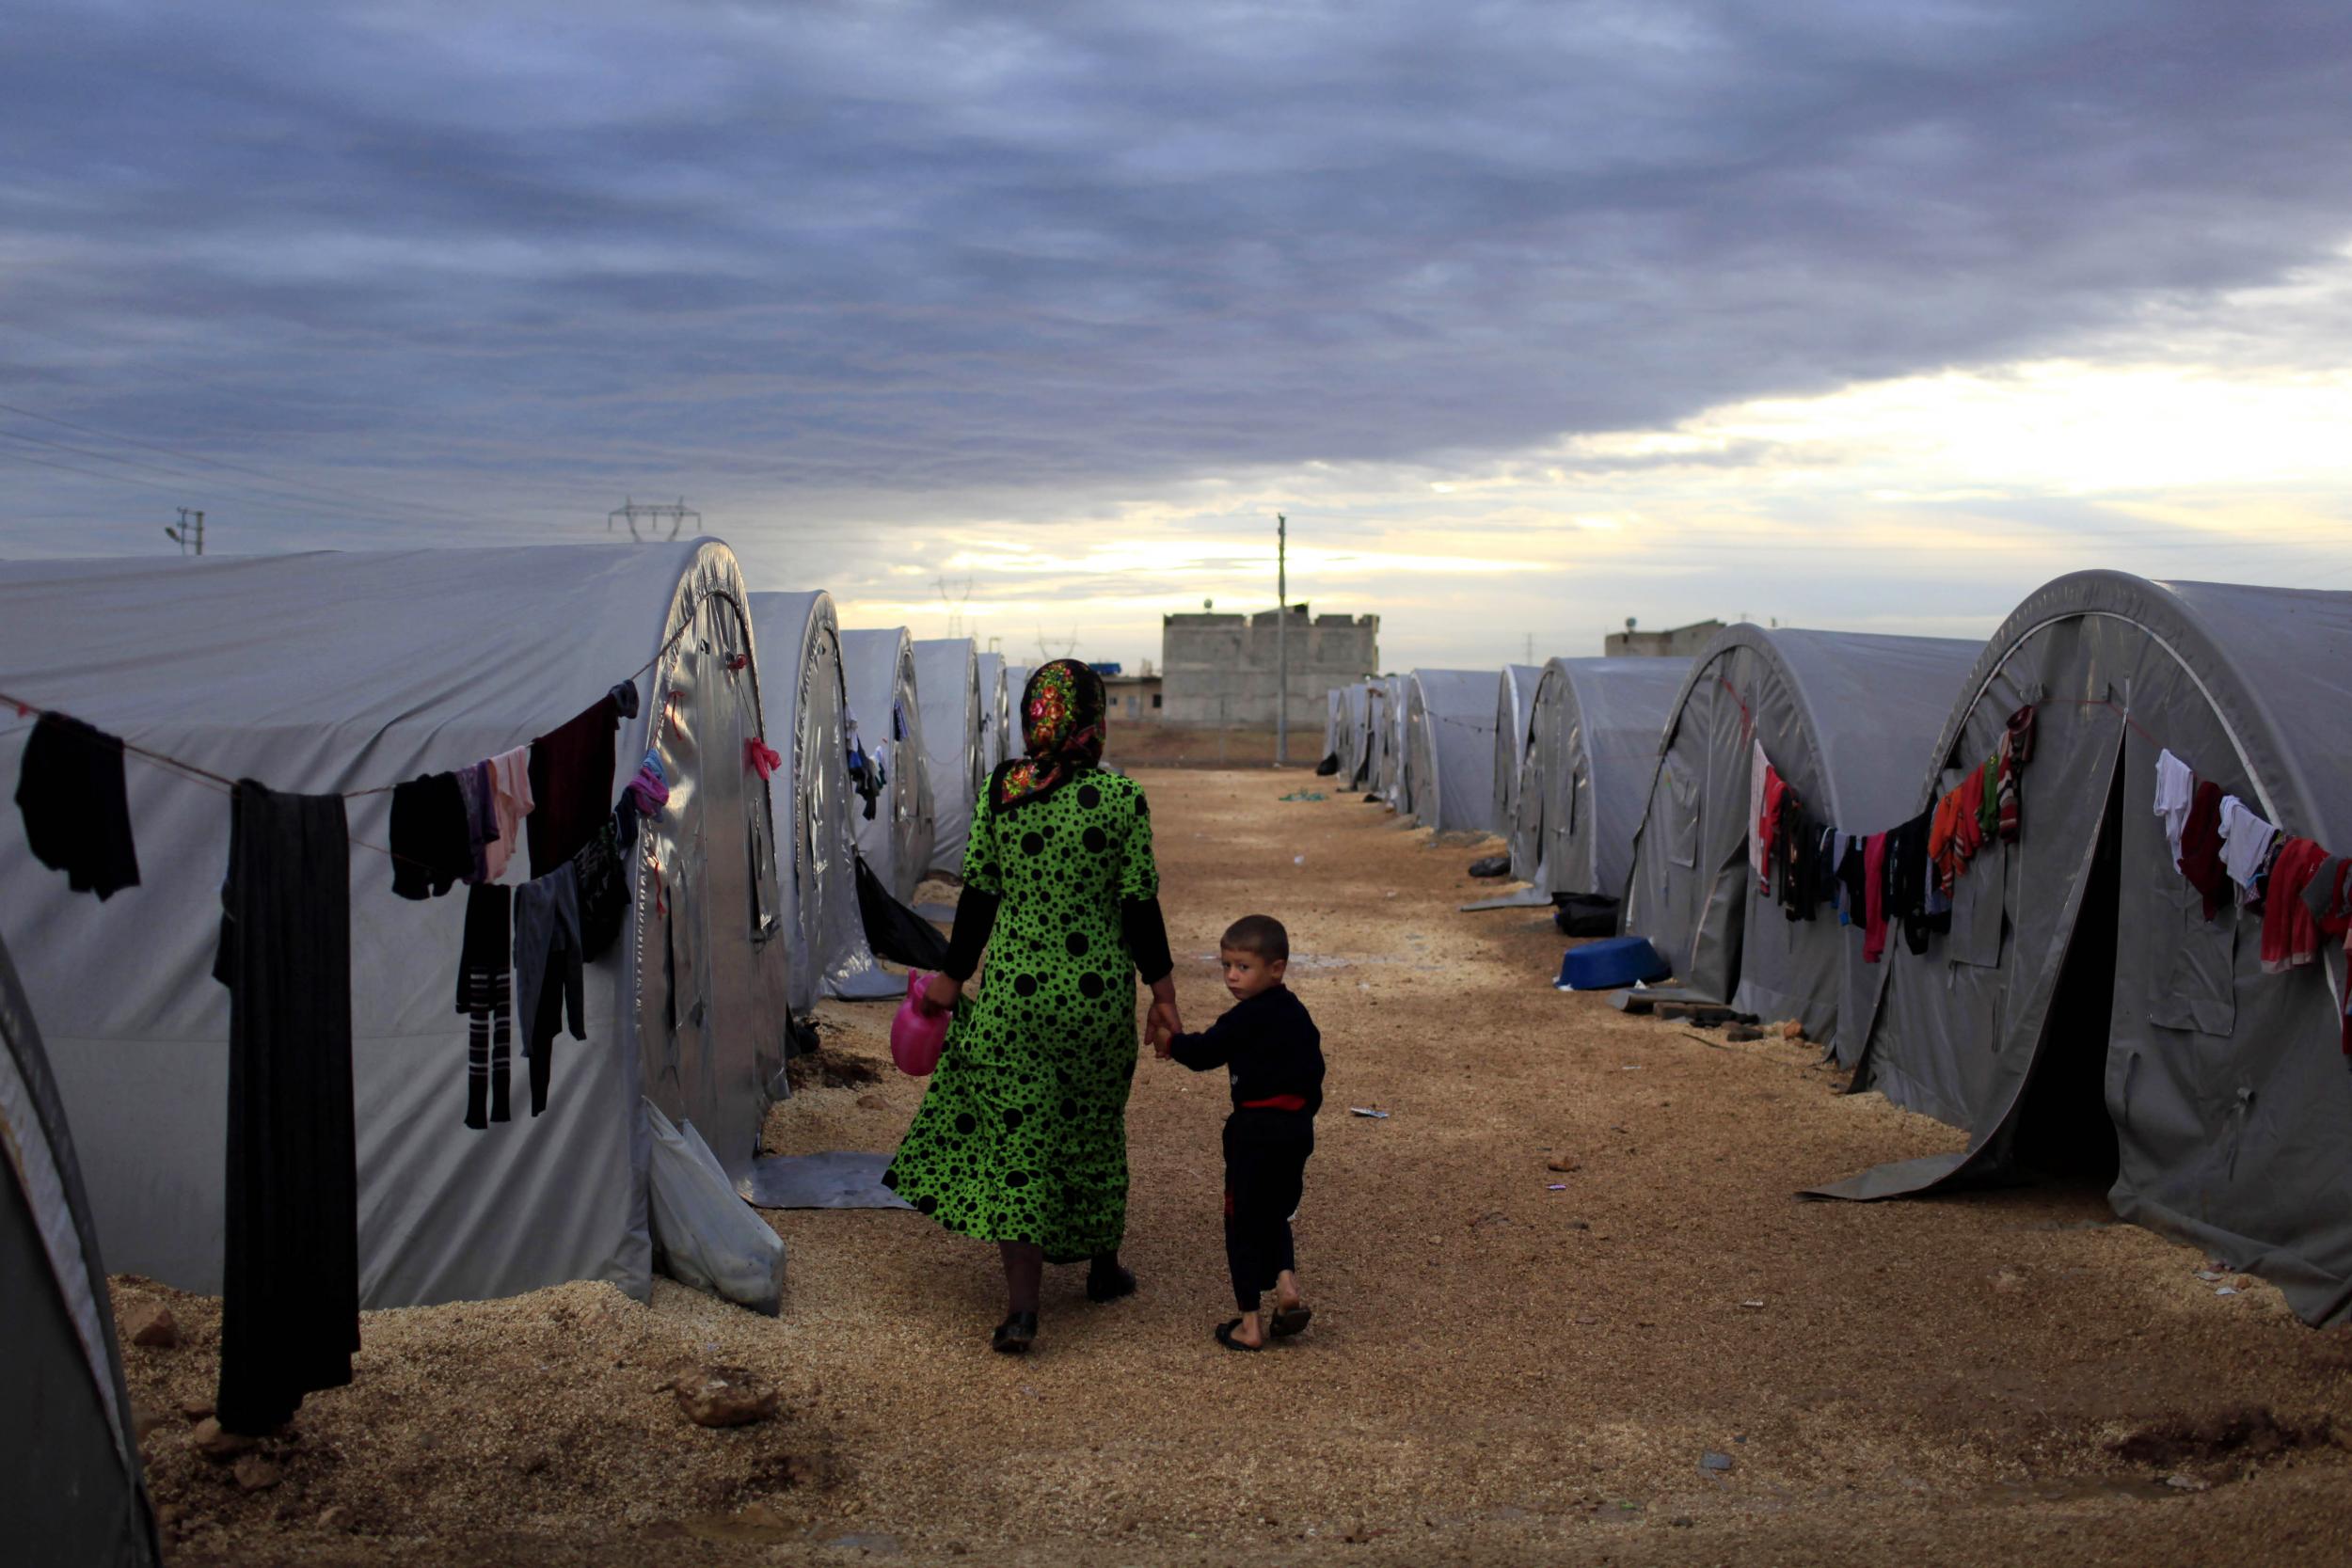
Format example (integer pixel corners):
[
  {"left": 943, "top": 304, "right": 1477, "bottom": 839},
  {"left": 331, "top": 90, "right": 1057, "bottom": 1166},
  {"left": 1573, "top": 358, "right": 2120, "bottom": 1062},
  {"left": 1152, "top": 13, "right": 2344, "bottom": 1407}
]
[
  {"left": 1522, "top": 657, "right": 1692, "bottom": 900},
  {"left": 749, "top": 593, "right": 894, "bottom": 1006},
  {"left": 1404, "top": 669, "right": 1500, "bottom": 833},
  {"left": 0, "top": 544, "right": 787, "bottom": 1307},
  {"left": 1494, "top": 664, "right": 1544, "bottom": 872},
  {"left": 0, "top": 929, "right": 160, "bottom": 1566},
  {"left": 838, "top": 627, "right": 934, "bottom": 904},
  {"left": 1814, "top": 571, "right": 2352, "bottom": 1327},
  {"left": 913, "top": 638, "right": 982, "bottom": 876},
  {"left": 1619, "top": 625, "right": 1978, "bottom": 1047}
]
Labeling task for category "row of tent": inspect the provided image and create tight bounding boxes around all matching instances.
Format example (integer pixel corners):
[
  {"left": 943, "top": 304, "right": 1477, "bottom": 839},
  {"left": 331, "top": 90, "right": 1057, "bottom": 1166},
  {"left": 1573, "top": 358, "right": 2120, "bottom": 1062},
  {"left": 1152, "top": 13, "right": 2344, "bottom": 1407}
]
[
  {"left": 1329, "top": 570, "right": 2352, "bottom": 1327},
  {"left": 0, "top": 543, "right": 1040, "bottom": 1324}
]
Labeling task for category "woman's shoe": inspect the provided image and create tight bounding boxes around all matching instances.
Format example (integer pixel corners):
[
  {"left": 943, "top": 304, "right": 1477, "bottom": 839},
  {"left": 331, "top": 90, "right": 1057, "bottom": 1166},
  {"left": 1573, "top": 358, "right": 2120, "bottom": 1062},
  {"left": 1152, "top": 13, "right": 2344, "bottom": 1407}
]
[
  {"left": 991, "top": 1311, "right": 1038, "bottom": 1354},
  {"left": 1085, "top": 1261, "right": 1137, "bottom": 1302}
]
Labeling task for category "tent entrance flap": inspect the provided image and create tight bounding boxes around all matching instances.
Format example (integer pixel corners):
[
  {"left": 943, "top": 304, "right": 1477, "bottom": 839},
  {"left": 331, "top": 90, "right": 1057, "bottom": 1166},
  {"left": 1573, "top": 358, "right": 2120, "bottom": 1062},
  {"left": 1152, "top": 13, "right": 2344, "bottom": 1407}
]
[{"left": 1806, "top": 721, "right": 2126, "bottom": 1203}]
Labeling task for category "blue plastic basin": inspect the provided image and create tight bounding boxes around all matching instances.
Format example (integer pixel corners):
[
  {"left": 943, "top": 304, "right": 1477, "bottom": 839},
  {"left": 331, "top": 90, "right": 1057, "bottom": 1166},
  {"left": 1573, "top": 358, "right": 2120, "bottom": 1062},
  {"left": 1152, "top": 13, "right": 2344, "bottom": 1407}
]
[{"left": 1554, "top": 936, "right": 1672, "bottom": 990}]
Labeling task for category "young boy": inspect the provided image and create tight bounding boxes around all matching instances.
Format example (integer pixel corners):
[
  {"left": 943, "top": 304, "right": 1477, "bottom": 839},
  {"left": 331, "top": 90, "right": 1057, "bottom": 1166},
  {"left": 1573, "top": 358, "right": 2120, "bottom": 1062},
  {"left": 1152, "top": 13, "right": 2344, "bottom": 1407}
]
[{"left": 1152, "top": 914, "right": 1324, "bottom": 1351}]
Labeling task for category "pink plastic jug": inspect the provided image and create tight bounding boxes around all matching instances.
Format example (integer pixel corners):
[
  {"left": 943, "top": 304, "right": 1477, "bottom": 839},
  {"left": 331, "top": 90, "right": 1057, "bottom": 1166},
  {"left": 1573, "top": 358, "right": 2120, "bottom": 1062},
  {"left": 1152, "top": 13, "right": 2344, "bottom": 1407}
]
[{"left": 890, "top": 970, "right": 950, "bottom": 1076}]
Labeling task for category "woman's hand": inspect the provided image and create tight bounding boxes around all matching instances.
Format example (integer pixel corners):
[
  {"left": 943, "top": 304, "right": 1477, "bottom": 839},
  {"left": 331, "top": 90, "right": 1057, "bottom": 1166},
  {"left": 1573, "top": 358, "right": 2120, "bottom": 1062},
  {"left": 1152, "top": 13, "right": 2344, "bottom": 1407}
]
[
  {"left": 923, "top": 972, "right": 961, "bottom": 1013},
  {"left": 1146, "top": 976, "right": 1182, "bottom": 1057}
]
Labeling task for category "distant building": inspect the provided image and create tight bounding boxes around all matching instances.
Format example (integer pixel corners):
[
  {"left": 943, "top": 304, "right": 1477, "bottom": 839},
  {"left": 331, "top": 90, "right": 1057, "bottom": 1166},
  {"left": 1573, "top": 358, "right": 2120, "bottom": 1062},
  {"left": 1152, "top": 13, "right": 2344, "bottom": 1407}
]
[
  {"left": 1605, "top": 618, "right": 1724, "bottom": 658},
  {"left": 1104, "top": 672, "right": 1164, "bottom": 723},
  {"left": 1161, "top": 604, "right": 1380, "bottom": 728}
]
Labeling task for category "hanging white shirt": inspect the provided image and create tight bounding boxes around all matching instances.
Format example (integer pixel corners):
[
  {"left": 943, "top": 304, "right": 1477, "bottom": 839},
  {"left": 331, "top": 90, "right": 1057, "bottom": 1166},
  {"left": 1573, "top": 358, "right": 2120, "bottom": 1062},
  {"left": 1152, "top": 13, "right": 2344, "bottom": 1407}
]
[
  {"left": 2217, "top": 795, "right": 2278, "bottom": 895},
  {"left": 2153, "top": 749, "right": 2195, "bottom": 874},
  {"left": 1749, "top": 736, "right": 1768, "bottom": 879}
]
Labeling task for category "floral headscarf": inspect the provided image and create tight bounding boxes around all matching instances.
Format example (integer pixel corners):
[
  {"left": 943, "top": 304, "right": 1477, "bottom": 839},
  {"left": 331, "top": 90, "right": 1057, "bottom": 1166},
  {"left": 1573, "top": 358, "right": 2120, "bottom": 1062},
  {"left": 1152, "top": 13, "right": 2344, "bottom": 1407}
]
[{"left": 993, "top": 658, "right": 1107, "bottom": 811}]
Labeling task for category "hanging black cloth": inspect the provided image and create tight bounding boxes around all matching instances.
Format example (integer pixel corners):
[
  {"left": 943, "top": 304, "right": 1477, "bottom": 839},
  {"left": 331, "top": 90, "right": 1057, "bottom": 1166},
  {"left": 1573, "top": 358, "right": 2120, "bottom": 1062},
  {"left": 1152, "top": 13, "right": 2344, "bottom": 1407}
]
[
  {"left": 573, "top": 820, "right": 630, "bottom": 963},
  {"left": 388, "top": 771, "right": 470, "bottom": 900},
  {"left": 528, "top": 683, "right": 636, "bottom": 877},
  {"left": 854, "top": 854, "right": 950, "bottom": 971},
  {"left": 15, "top": 711, "right": 141, "bottom": 899},
  {"left": 456, "top": 883, "right": 513, "bottom": 1130},
  {"left": 212, "top": 780, "right": 358, "bottom": 1434},
  {"left": 1883, "top": 811, "right": 1943, "bottom": 957}
]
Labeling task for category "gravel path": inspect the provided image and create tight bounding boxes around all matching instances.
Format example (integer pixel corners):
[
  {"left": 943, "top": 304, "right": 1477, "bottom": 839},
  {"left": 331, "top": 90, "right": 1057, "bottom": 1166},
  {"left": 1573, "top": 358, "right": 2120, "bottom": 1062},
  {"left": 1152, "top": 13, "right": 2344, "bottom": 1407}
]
[{"left": 123, "top": 767, "right": 2352, "bottom": 1565}]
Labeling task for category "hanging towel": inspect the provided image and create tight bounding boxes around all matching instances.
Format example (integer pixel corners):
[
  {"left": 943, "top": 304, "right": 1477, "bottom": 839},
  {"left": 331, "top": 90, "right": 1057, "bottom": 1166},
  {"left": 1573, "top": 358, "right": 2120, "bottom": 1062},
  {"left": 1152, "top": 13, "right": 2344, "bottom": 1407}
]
[
  {"left": 389, "top": 772, "right": 471, "bottom": 900},
  {"left": 528, "top": 694, "right": 623, "bottom": 876},
  {"left": 212, "top": 780, "right": 358, "bottom": 1434},
  {"left": 456, "top": 883, "right": 513, "bottom": 1129},
  {"left": 2217, "top": 796, "right": 2278, "bottom": 900},
  {"left": 2261, "top": 837, "right": 2328, "bottom": 974},
  {"left": 14, "top": 710, "right": 142, "bottom": 899},
  {"left": 485, "top": 745, "right": 533, "bottom": 881},
  {"left": 2176, "top": 781, "right": 2229, "bottom": 919},
  {"left": 1862, "top": 832, "right": 1890, "bottom": 963}
]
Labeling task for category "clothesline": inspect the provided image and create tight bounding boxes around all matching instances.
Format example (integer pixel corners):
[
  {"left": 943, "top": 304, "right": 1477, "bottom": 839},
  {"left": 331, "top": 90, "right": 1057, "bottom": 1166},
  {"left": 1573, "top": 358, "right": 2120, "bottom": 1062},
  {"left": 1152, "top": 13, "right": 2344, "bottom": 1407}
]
[{"left": 0, "top": 592, "right": 705, "bottom": 806}]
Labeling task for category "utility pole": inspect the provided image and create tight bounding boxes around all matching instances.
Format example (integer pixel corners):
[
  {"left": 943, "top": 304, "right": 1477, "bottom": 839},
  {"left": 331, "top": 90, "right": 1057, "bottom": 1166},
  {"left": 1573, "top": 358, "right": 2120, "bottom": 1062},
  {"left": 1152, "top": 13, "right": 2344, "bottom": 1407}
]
[
  {"left": 1275, "top": 512, "right": 1289, "bottom": 768},
  {"left": 165, "top": 508, "right": 204, "bottom": 556},
  {"left": 608, "top": 498, "right": 701, "bottom": 541}
]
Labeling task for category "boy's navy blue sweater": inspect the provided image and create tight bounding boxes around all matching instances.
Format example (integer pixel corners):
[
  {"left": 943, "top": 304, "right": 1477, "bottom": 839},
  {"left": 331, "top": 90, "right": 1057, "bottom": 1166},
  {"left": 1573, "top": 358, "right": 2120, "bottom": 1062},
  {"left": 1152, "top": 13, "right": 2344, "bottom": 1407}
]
[{"left": 1168, "top": 985, "right": 1324, "bottom": 1117}]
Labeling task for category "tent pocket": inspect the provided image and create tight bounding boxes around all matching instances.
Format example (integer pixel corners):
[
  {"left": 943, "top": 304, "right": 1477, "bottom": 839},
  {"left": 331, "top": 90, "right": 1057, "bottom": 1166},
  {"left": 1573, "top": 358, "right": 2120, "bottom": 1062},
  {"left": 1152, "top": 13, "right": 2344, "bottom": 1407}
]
[
  {"left": 2146, "top": 874, "right": 2236, "bottom": 1036},
  {"left": 1666, "top": 767, "right": 1700, "bottom": 869},
  {"left": 1946, "top": 840, "right": 2006, "bottom": 967}
]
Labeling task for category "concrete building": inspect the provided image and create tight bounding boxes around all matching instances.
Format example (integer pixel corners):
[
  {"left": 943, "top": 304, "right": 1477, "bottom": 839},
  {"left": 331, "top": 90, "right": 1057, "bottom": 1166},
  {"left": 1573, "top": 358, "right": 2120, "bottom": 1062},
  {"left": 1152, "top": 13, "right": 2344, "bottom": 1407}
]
[
  {"left": 1161, "top": 605, "right": 1380, "bottom": 728},
  {"left": 1605, "top": 617, "right": 1724, "bottom": 657},
  {"left": 1104, "top": 672, "right": 1165, "bottom": 723}
]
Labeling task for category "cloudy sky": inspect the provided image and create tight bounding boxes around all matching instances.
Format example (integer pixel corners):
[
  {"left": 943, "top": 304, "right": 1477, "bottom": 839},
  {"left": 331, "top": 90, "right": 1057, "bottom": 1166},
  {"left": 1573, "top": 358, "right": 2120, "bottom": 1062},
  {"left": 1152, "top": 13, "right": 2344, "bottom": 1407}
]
[{"left": 6, "top": 1, "right": 2352, "bottom": 670}]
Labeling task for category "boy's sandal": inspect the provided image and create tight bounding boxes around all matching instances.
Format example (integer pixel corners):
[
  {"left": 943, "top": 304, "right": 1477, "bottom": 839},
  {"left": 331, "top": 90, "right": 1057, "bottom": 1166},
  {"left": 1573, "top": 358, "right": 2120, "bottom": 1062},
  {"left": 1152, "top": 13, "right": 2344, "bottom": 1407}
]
[
  {"left": 1269, "top": 1303, "right": 1312, "bottom": 1338},
  {"left": 1214, "top": 1318, "right": 1263, "bottom": 1353}
]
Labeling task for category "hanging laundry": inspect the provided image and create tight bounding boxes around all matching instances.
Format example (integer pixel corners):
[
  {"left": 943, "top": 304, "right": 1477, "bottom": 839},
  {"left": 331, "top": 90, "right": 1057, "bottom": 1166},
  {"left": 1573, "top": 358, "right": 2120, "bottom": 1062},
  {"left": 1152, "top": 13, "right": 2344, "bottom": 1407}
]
[
  {"left": 2153, "top": 750, "right": 2195, "bottom": 871},
  {"left": 2261, "top": 837, "right": 2329, "bottom": 974},
  {"left": 573, "top": 819, "right": 630, "bottom": 963},
  {"left": 1862, "top": 832, "right": 1890, "bottom": 962},
  {"left": 1748, "top": 737, "right": 1769, "bottom": 881},
  {"left": 612, "top": 791, "right": 640, "bottom": 851},
  {"left": 14, "top": 710, "right": 141, "bottom": 899},
  {"left": 456, "top": 883, "right": 513, "bottom": 1129},
  {"left": 1927, "top": 788, "right": 1965, "bottom": 896},
  {"left": 453, "top": 760, "right": 498, "bottom": 885},
  {"left": 1994, "top": 704, "right": 2036, "bottom": 842},
  {"left": 746, "top": 737, "right": 784, "bottom": 783},
  {"left": 389, "top": 771, "right": 471, "bottom": 900},
  {"left": 1882, "top": 811, "right": 1942, "bottom": 957},
  {"left": 628, "top": 751, "right": 671, "bottom": 817},
  {"left": 485, "top": 745, "right": 532, "bottom": 882},
  {"left": 527, "top": 686, "right": 632, "bottom": 878},
  {"left": 514, "top": 863, "right": 586, "bottom": 1117},
  {"left": 2178, "top": 781, "right": 2229, "bottom": 919},
  {"left": 2217, "top": 796, "right": 2279, "bottom": 903},
  {"left": 1774, "top": 793, "right": 1816, "bottom": 922},
  {"left": 1951, "top": 767, "right": 1987, "bottom": 869},
  {"left": 1756, "top": 762, "right": 1788, "bottom": 897},
  {"left": 1976, "top": 754, "right": 2000, "bottom": 846},
  {"left": 846, "top": 721, "right": 884, "bottom": 821},
  {"left": 1836, "top": 833, "right": 1867, "bottom": 927},
  {"left": 211, "top": 780, "right": 358, "bottom": 1434}
]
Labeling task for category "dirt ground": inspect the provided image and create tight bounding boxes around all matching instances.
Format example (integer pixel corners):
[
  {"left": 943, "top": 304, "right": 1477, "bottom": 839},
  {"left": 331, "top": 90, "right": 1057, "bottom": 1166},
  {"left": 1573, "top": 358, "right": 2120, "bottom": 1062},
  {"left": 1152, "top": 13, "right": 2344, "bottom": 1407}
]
[{"left": 124, "top": 768, "right": 2352, "bottom": 1566}]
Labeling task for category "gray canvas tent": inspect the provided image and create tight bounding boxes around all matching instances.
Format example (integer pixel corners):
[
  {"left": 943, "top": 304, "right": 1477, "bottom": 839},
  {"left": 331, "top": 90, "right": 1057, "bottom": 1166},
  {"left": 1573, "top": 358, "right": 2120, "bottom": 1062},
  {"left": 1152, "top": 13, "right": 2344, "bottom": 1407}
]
[
  {"left": 839, "top": 627, "right": 934, "bottom": 904},
  {"left": 976, "top": 652, "right": 1010, "bottom": 774},
  {"left": 1322, "top": 688, "right": 1348, "bottom": 768},
  {"left": 749, "top": 593, "right": 895, "bottom": 1006},
  {"left": 1, "top": 931, "right": 160, "bottom": 1566},
  {"left": 0, "top": 544, "right": 786, "bottom": 1307},
  {"left": 1403, "top": 669, "right": 1499, "bottom": 833},
  {"left": 1620, "top": 625, "right": 1979, "bottom": 1046},
  {"left": 1493, "top": 665, "right": 1544, "bottom": 869},
  {"left": 1371, "top": 673, "right": 1410, "bottom": 809},
  {"left": 1521, "top": 657, "right": 1692, "bottom": 899},
  {"left": 1815, "top": 572, "right": 2352, "bottom": 1326},
  {"left": 1331, "top": 682, "right": 1373, "bottom": 785},
  {"left": 914, "top": 637, "right": 983, "bottom": 875}
]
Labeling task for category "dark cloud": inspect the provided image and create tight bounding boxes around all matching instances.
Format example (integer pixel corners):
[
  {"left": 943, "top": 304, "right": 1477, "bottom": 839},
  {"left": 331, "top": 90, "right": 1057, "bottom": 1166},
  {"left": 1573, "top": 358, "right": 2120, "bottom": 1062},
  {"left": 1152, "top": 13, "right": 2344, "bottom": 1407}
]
[{"left": 4, "top": 1, "right": 2351, "bottom": 546}]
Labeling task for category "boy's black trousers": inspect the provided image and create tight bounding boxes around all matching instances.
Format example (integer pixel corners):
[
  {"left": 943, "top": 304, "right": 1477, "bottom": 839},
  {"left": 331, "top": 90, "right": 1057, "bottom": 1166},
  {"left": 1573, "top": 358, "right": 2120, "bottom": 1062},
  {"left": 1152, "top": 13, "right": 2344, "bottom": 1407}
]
[{"left": 1222, "top": 1108, "right": 1314, "bottom": 1311}]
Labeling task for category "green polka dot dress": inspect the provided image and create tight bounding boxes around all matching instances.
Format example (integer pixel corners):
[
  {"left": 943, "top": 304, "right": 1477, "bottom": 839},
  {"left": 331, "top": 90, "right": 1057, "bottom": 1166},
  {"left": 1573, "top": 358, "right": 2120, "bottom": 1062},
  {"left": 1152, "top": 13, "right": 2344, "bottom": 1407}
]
[{"left": 883, "top": 768, "right": 1158, "bottom": 1261}]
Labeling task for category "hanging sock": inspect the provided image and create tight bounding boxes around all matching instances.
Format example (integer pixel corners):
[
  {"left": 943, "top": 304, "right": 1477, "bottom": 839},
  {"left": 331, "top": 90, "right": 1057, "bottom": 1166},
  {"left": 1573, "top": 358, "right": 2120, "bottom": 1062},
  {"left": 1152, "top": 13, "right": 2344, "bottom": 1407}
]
[
  {"left": 15, "top": 711, "right": 141, "bottom": 899},
  {"left": 212, "top": 781, "right": 358, "bottom": 1434},
  {"left": 456, "top": 883, "right": 514, "bottom": 1128},
  {"left": 388, "top": 772, "right": 471, "bottom": 899}
]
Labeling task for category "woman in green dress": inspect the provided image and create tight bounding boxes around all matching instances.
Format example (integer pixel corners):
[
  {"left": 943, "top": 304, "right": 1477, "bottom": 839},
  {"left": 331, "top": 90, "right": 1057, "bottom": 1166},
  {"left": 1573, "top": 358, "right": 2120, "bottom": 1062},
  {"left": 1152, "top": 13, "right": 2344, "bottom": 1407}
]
[{"left": 883, "top": 660, "right": 1181, "bottom": 1352}]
